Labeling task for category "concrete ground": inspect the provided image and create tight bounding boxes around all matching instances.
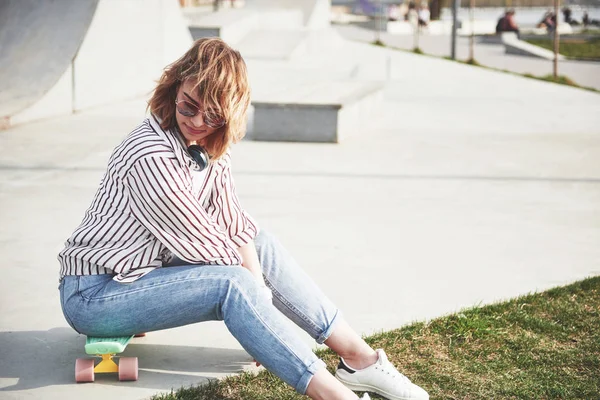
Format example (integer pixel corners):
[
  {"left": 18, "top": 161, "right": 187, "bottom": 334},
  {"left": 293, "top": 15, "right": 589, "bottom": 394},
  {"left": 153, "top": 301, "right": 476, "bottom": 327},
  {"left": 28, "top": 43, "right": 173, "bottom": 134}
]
[
  {"left": 335, "top": 24, "right": 600, "bottom": 91},
  {"left": 1, "top": 43, "right": 600, "bottom": 399}
]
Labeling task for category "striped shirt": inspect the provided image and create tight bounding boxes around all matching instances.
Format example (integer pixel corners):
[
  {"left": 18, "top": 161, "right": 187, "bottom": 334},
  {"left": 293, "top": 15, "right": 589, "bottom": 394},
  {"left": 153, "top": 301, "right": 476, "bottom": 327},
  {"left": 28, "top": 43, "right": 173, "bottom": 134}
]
[{"left": 58, "top": 116, "right": 259, "bottom": 283}]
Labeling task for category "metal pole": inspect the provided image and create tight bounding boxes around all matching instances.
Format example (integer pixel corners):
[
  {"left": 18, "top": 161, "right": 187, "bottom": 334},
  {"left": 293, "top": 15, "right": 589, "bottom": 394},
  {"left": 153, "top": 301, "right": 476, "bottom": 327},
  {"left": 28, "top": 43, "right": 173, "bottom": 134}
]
[
  {"left": 375, "top": 0, "right": 382, "bottom": 43},
  {"left": 553, "top": 0, "right": 560, "bottom": 78},
  {"left": 71, "top": 59, "right": 76, "bottom": 113},
  {"left": 451, "top": 0, "right": 459, "bottom": 59},
  {"left": 469, "top": 0, "right": 475, "bottom": 61},
  {"left": 414, "top": 15, "right": 420, "bottom": 50}
]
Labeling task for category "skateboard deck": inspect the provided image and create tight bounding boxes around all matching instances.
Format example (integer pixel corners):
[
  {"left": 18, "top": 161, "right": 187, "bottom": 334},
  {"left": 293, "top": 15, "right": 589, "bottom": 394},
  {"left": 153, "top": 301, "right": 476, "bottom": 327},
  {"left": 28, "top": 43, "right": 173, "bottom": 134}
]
[
  {"left": 75, "top": 335, "right": 139, "bottom": 383},
  {"left": 85, "top": 335, "right": 133, "bottom": 355}
]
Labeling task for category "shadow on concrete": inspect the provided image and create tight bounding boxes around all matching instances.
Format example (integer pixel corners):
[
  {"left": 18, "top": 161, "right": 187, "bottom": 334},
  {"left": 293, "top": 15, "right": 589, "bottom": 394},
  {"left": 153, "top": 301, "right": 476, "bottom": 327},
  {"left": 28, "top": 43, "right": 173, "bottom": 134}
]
[
  {"left": 0, "top": 162, "right": 598, "bottom": 185},
  {"left": 0, "top": 327, "right": 251, "bottom": 392},
  {"left": 0, "top": 165, "right": 105, "bottom": 171},
  {"left": 238, "top": 170, "right": 600, "bottom": 184}
]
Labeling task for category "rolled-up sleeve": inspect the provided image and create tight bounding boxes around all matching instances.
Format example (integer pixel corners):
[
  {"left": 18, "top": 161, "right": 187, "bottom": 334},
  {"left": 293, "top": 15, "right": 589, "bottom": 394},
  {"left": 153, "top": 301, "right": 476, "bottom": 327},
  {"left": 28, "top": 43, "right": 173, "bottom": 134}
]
[
  {"left": 205, "top": 152, "right": 259, "bottom": 248},
  {"left": 124, "top": 155, "right": 242, "bottom": 265}
]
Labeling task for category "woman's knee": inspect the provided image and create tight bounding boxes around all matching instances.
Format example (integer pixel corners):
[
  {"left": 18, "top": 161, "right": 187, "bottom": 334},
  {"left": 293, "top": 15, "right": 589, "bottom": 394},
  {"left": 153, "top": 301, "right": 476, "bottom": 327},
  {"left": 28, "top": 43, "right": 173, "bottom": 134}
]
[
  {"left": 254, "top": 231, "right": 303, "bottom": 286},
  {"left": 223, "top": 266, "right": 257, "bottom": 292},
  {"left": 254, "top": 230, "right": 287, "bottom": 267},
  {"left": 218, "top": 267, "right": 262, "bottom": 317}
]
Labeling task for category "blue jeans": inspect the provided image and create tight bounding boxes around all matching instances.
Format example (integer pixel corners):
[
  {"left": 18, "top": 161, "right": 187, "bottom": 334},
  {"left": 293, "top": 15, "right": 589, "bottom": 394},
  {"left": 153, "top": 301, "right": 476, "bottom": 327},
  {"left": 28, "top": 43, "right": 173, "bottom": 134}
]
[{"left": 59, "top": 231, "right": 339, "bottom": 394}]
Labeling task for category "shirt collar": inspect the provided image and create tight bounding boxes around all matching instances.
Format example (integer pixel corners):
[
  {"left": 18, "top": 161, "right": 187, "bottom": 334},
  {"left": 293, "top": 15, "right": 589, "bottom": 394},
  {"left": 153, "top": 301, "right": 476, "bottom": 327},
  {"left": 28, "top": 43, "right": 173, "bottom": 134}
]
[{"left": 148, "top": 114, "right": 204, "bottom": 172}]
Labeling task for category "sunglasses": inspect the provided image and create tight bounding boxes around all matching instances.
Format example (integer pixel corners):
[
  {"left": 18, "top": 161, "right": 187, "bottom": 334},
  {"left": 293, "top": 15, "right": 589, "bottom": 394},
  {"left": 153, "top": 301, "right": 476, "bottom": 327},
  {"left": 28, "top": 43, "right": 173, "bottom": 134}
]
[{"left": 175, "top": 99, "right": 226, "bottom": 129}]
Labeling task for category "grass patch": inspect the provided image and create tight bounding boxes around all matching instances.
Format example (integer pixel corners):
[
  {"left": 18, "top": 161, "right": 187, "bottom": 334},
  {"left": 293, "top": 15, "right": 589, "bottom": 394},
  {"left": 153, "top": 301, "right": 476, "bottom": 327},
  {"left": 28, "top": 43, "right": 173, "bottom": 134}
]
[
  {"left": 524, "top": 37, "right": 600, "bottom": 60},
  {"left": 465, "top": 58, "right": 481, "bottom": 66},
  {"left": 523, "top": 73, "right": 579, "bottom": 87},
  {"left": 151, "top": 277, "right": 600, "bottom": 400}
]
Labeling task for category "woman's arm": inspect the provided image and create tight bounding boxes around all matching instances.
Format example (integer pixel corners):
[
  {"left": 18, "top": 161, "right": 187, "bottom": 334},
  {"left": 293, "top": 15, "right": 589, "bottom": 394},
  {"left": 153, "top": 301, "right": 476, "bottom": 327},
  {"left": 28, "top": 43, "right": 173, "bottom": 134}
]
[
  {"left": 125, "top": 154, "right": 243, "bottom": 266},
  {"left": 204, "top": 152, "right": 259, "bottom": 248},
  {"left": 238, "top": 241, "right": 272, "bottom": 300},
  {"left": 205, "top": 152, "right": 269, "bottom": 296}
]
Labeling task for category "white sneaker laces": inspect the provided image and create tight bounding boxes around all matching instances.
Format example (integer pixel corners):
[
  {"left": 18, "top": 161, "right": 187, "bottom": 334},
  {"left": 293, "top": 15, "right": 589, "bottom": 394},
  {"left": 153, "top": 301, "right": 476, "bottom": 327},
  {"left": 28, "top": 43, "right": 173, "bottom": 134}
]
[{"left": 376, "top": 350, "right": 411, "bottom": 385}]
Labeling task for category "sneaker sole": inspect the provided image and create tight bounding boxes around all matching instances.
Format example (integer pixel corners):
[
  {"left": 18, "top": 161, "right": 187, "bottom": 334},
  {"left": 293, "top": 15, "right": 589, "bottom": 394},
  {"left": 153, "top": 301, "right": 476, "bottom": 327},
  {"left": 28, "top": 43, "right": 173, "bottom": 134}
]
[{"left": 335, "top": 373, "right": 416, "bottom": 400}]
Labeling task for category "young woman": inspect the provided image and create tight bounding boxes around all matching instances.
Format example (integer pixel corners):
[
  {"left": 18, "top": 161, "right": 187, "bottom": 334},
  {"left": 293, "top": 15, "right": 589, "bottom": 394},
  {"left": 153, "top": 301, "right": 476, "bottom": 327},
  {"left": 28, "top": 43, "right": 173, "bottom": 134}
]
[{"left": 58, "top": 38, "right": 429, "bottom": 400}]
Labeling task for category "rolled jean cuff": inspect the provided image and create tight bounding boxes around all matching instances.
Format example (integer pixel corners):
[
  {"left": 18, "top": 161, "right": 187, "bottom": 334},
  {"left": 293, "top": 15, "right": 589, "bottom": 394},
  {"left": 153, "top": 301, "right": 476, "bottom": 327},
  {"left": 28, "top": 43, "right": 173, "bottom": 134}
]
[
  {"left": 315, "top": 309, "right": 341, "bottom": 344},
  {"left": 296, "top": 358, "right": 327, "bottom": 394}
]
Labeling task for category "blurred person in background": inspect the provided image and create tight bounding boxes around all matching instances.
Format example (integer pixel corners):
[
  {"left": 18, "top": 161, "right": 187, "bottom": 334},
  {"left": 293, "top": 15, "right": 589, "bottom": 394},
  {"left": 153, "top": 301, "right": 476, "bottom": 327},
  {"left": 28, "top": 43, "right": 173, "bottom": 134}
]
[
  {"left": 418, "top": 2, "right": 430, "bottom": 27},
  {"left": 496, "top": 9, "right": 520, "bottom": 38},
  {"left": 538, "top": 10, "right": 557, "bottom": 32},
  {"left": 582, "top": 10, "right": 590, "bottom": 27}
]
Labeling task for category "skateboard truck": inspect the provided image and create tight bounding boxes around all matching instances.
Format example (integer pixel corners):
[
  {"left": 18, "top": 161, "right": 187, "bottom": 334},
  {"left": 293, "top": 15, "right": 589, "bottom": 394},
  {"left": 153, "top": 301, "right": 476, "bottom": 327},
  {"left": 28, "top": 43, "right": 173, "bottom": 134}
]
[{"left": 75, "top": 335, "right": 140, "bottom": 382}]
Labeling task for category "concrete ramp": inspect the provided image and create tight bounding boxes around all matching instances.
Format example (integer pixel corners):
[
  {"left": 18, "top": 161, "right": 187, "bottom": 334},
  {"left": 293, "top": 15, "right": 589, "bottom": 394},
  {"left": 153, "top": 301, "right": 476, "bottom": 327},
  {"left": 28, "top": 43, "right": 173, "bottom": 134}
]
[
  {"left": 502, "top": 33, "right": 566, "bottom": 60},
  {"left": 187, "top": 8, "right": 260, "bottom": 44},
  {"left": 236, "top": 30, "right": 309, "bottom": 60},
  {"left": 1, "top": 0, "right": 192, "bottom": 128},
  {"left": 0, "top": 0, "right": 99, "bottom": 125},
  {"left": 246, "top": 0, "right": 330, "bottom": 29}
]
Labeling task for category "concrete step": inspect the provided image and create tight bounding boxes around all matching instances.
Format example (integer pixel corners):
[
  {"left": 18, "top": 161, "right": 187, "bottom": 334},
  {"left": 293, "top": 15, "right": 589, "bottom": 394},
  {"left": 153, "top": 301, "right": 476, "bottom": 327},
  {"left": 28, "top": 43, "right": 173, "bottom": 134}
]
[
  {"left": 186, "top": 9, "right": 258, "bottom": 44},
  {"left": 251, "top": 80, "right": 384, "bottom": 143},
  {"left": 251, "top": 8, "right": 304, "bottom": 30},
  {"left": 236, "top": 30, "right": 308, "bottom": 60},
  {"left": 185, "top": 7, "right": 307, "bottom": 46},
  {"left": 237, "top": 27, "right": 345, "bottom": 61},
  {"left": 246, "top": 0, "right": 329, "bottom": 29}
]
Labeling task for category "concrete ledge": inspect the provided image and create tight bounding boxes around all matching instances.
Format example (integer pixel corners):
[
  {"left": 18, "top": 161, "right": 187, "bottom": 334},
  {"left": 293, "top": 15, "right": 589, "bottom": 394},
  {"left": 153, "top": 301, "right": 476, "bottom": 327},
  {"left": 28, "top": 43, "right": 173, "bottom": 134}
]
[
  {"left": 252, "top": 81, "right": 383, "bottom": 143},
  {"left": 246, "top": 0, "right": 329, "bottom": 29},
  {"left": 236, "top": 30, "right": 308, "bottom": 60},
  {"left": 387, "top": 21, "right": 414, "bottom": 35},
  {"left": 187, "top": 9, "right": 258, "bottom": 44},
  {"left": 458, "top": 20, "right": 496, "bottom": 36},
  {"left": 253, "top": 9, "right": 304, "bottom": 29},
  {"left": 477, "top": 34, "right": 504, "bottom": 44},
  {"left": 502, "top": 33, "right": 566, "bottom": 60},
  {"left": 386, "top": 20, "right": 461, "bottom": 36},
  {"left": 423, "top": 20, "right": 460, "bottom": 35}
]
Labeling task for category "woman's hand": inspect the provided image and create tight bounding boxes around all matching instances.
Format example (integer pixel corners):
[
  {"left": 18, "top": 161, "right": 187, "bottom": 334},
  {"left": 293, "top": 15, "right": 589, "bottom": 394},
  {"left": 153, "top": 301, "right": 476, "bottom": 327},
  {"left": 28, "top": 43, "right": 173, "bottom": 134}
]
[
  {"left": 237, "top": 241, "right": 272, "bottom": 302},
  {"left": 237, "top": 241, "right": 267, "bottom": 286},
  {"left": 260, "top": 284, "right": 273, "bottom": 302}
]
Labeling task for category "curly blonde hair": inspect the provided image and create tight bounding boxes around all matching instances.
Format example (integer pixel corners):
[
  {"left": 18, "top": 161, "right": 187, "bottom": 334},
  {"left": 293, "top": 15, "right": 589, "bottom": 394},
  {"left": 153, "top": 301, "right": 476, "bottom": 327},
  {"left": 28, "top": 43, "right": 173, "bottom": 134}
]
[{"left": 148, "top": 38, "right": 251, "bottom": 160}]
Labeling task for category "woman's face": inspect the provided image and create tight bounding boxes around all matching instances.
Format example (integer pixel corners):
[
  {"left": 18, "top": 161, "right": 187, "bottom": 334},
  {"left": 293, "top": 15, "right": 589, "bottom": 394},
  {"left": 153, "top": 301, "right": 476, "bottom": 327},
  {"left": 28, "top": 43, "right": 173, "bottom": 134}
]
[{"left": 174, "top": 80, "right": 220, "bottom": 146}]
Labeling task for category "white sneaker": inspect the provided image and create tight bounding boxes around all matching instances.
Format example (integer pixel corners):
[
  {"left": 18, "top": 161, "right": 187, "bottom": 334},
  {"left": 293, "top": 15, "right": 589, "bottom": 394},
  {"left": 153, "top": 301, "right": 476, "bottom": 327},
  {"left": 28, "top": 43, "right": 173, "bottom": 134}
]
[{"left": 335, "top": 349, "right": 429, "bottom": 400}]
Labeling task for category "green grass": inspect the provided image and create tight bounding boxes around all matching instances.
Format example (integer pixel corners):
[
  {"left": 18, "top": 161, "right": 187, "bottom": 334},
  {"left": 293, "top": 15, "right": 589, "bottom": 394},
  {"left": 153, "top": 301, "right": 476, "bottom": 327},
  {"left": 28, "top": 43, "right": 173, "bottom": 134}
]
[
  {"left": 151, "top": 276, "right": 600, "bottom": 400},
  {"left": 523, "top": 73, "right": 580, "bottom": 87},
  {"left": 465, "top": 58, "right": 481, "bottom": 66},
  {"left": 524, "top": 37, "right": 600, "bottom": 60}
]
